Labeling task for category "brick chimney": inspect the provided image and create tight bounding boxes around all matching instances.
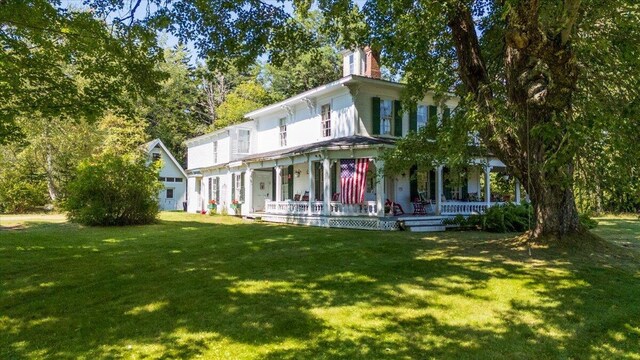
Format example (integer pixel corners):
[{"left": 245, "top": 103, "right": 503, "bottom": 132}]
[{"left": 364, "top": 46, "right": 381, "bottom": 79}]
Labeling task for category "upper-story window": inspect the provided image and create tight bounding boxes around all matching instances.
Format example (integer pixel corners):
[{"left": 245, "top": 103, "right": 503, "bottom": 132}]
[
  {"left": 237, "top": 129, "right": 250, "bottom": 154},
  {"left": 417, "top": 105, "right": 427, "bottom": 130},
  {"left": 152, "top": 152, "right": 161, "bottom": 162},
  {"left": 279, "top": 117, "right": 287, "bottom": 147},
  {"left": 348, "top": 54, "right": 354, "bottom": 75},
  {"left": 321, "top": 104, "right": 331, "bottom": 137},
  {"left": 380, "top": 100, "right": 392, "bottom": 135},
  {"left": 212, "top": 140, "right": 218, "bottom": 163}
]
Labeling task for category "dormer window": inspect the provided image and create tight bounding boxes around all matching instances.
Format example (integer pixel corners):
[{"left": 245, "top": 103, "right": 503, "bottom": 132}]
[
  {"left": 237, "top": 129, "right": 250, "bottom": 154},
  {"left": 152, "top": 152, "right": 161, "bottom": 162},
  {"left": 380, "top": 100, "right": 392, "bottom": 135}
]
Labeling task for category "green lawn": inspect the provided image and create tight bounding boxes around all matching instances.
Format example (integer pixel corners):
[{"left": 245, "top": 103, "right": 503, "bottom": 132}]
[{"left": 1, "top": 213, "right": 639, "bottom": 359}]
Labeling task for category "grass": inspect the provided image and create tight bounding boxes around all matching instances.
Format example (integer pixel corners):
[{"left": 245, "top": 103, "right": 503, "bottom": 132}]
[{"left": 1, "top": 213, "right": 639, "bottom": 359}]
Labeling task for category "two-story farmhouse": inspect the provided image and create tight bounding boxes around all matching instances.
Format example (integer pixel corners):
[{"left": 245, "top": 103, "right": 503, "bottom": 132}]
[{"left": 185, "top": 48, "right": 522, "bottom": 231}]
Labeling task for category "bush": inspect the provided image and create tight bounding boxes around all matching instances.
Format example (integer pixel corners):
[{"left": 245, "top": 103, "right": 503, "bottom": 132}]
[
  {"left": 481, "top": 203, "right": 533, "bottom": 233},
  {"left": 579, "top": 213, "right": 598, "bottom": 229},
  {"left": 0, "top": 172, "right": 48, "bottom": 214},
  {"left": 63, "top": 154, "right": 162, "bottom": 226}
]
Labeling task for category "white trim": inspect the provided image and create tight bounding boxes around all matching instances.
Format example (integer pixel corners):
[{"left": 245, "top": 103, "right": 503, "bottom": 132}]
[{"left": 145, "top": 139, "right": 187, "bottom": 179}]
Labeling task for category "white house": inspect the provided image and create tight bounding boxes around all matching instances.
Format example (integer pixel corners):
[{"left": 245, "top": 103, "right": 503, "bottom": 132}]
[
  {"left": 185, "top": 48, "right": 522, "bottom": 231},
  {"left": 145, "top": 139, "right": 187, "bottom": 211}
]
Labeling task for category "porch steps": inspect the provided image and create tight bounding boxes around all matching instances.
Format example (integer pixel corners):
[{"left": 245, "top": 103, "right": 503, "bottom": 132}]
[{"left": 397, "top": 216, "right": 449, "bottom": 232}]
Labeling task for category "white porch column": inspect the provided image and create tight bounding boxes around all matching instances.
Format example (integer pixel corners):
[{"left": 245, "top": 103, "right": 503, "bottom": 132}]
[
  {"left": 322, "top": 158, "right": 331, "bottom": 215},
  {"left": 515, "top": 177, "right": 521, "bottom": 204},
  {"left": 244, "top": 169, "right": 253, "bottom": 215},
  {"left": 308, "top": 159, "right": 315, "bottom": 215},
  {"left": 435, "top": 165, "right": 443, "bottom": 215},
  {"left": 484, "top": 165, "right": 492, "bottom": 207},
  {"left": 275, "top": 166, "right": 282, "bottom": 203},
  {"left": 375, "top": 159, "right": 385, "bottom": 216}
]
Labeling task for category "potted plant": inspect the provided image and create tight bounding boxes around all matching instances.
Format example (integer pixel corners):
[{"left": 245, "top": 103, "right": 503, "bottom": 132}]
[
  {"left": 208, "top": 199, "right": 217, "bottom": 215},
  {"left": 230, "top": 199, "right": 241, "bottom": 215}
]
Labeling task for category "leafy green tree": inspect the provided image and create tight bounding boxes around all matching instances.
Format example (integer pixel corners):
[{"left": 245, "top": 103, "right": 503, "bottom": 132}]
[
  {"left": 139, "top": 46, "right": 210, "bottom": 164},
  {"left": 260, "top": 11, "right": 342, "bottom": 99},
  {"left": 0, "top": 0, "right": 164, "bottom": 145},
  {"left": 63, "top": 153, "right": 162, "bottom": 226},
  {"left": 214, "top": 81, "right": 274, "bottom": 128}
]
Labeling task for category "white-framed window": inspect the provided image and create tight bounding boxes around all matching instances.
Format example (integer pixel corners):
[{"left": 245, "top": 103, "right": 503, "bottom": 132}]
[
  {"left": 166, "top": 188, "right": 174, "bottom": 199},
  {"left": 213, "top": 140, "right": 218, "bottom": 163},
  {"left": 212, "top": 177, "right": 219, "bottom": 202},
  {"left": 321, "top": 104, "right": 331, "bottom": 137},
  {"left": 380, "top": 99, "right": 392, "bottom": 135},
  {"left": 152, "top": 152, "right": 161, "bottom": 162},
  {"left": 235, "top": 173, "right": 242, "bottom": 201},
  {"left": 237, "top": 129, "right": 250, "bottom": 154},
  {"left": 348, "top": 54, "right": 354, "bottom": 75},
  {"left": 417, "top": 105, "right": 427, "bottom": 130},
  {"left": 279, "top": 117, "right": 287, "bottom": 147}
]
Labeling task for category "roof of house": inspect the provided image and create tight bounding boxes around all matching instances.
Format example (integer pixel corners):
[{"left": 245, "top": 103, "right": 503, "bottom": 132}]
[{"left": 145, "top": 139, "right": 188, "bottom": 178}]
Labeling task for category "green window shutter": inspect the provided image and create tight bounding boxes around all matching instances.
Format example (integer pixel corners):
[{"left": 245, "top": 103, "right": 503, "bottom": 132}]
[
  {"left": 271, "top": 169, "right": 276, "bottom": 201},
  {"left": 443, "top": 107, "right": 451, "bottom": 125},
  {"left": 393, "top": 100, "right": 402, "bottom": 136},
  {"left": 231, "top": 174, "right": 236, "bottom": 201},
  {"left": 429, "top": 170, "right": 436, "bottom": 200},
  {"left": 461, "top": 175, "right": 469, "bottom": 201},
  {"left": 410, "top": 165, "right": 418, "bottom": 202},
  {"left": 331, "top": 163, "right": 337, "bottom": 196},
  {"left": 240, "top": 172, "right": 245, "bottom": 202},
  {"left": 409, "top": 106, "right": 417, "bottom": 133},
  {"left": 215, "top": 177, "right": 220, "bottom": 203},
  {"left": 443, "top": 167, "right": 452, "bottom": 200},
  {"left": 428, "top": 105, "right": 438, "bottom": 126},
  {"left": 372, "top": 97, "right": 381, "bottom": 135},
  {"left": 287, "top": 165, "right": 294, "bottom": 200}
]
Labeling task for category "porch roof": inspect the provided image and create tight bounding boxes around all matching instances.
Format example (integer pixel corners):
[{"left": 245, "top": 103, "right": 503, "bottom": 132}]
[{"left": 238, "top": 135, "right": 396, "bottom": 163}]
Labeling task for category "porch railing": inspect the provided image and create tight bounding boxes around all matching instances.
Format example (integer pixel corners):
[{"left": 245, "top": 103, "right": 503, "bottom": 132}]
[
  {"left": 264, "top": 200, "right": 378, "bottom": 216},
  {"left": 440, "top": 201, "right": 504, "bottom": 215},
  {"left": 264, "top": 200, "right": 503, "bottom": 216}
]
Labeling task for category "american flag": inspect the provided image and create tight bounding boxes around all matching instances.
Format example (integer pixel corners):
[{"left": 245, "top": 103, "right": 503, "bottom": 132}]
[{"left": 340, "top": 158, "right": 369, "bottom": 204}]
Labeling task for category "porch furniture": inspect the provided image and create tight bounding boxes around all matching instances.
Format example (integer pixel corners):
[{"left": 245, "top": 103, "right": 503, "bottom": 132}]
[
  {"left": 301, "top": 191, "right": 309, "bottom": 202},
  {"left": 385, "top": 199, "right": 405, "bottom": 216},
  {"left": 332, "top": 192, "right": 340, "bottom": 201},
  {"left": 293, "top": 194, "right": 301, "bottom": 201},
  {"left": 412, "top": 198, "right": 427, "bottom": 215}
]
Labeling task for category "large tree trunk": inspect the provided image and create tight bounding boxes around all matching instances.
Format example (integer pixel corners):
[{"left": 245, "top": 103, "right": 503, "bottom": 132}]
[{"left": 447, "top": 1, "right": 584, "bottom": 240}]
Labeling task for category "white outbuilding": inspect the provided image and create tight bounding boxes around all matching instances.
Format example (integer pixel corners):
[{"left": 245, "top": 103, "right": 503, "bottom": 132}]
[{"left": 145, "top": 139, "right": 188, "bottom": 211}]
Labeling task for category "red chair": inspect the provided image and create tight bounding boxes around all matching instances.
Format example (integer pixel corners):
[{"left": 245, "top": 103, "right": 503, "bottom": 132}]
[
  {"left": 412, "top": 197, "right": 427, "bottom": 215},
  {"left": 301, "top": 191, "right": 309, "bottom": 201},
  {"left": 385, "top": 199, "right": 405, "bottom": 216},
  {"left": 293, "top": 194, "right": 301, "bottom": 201},
  {"left": 332, "top": 193, "right": 340, "bottom": 201}
]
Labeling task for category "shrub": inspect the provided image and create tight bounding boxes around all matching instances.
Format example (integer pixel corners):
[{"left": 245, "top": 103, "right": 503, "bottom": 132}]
[
  {"left": 63, "top": 154, "right": 162, "bottom": 226},
  {"left": 0, "top": 172, "right": 48, "bottom": 213},
  {"left": 579, "top": 213, "right": 598, "bottom": 229},
  {"left": 481, "top": 203, "right": 533, "bottom": 233}
]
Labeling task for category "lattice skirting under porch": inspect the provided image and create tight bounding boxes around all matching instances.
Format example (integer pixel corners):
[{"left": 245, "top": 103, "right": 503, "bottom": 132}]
[{"left": 259, "top": 214, "right": 399, "bottom": 231}]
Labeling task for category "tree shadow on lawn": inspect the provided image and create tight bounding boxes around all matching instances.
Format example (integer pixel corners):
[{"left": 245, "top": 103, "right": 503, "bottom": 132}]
[{"left": 1, "top": 218, "right": 639, "bottom": 359}]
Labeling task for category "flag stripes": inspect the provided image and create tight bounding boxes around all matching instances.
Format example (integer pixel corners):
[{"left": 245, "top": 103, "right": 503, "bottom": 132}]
[{"left": 340, "top": 158, "right": 369, "bottom": 204}]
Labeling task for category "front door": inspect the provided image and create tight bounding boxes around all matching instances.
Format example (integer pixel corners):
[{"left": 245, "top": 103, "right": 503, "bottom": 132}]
[{"left": 252, "top": 170, "right": 272, "bottom": 211}]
